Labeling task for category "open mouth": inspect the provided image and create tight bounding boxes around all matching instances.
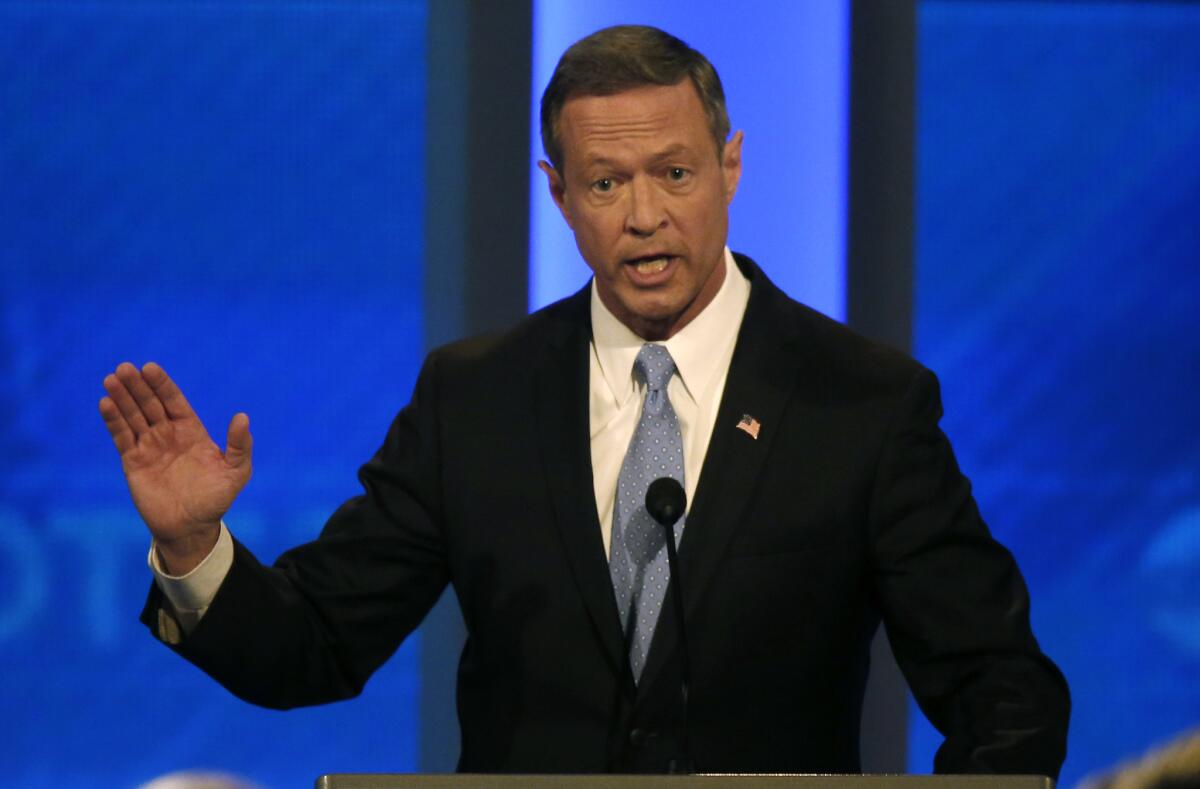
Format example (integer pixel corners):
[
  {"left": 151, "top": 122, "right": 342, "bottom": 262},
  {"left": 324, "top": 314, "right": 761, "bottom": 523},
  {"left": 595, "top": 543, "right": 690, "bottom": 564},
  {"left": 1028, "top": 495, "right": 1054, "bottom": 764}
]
[{"left": 625, "top": 254, "right": 675, "bottom": 276}]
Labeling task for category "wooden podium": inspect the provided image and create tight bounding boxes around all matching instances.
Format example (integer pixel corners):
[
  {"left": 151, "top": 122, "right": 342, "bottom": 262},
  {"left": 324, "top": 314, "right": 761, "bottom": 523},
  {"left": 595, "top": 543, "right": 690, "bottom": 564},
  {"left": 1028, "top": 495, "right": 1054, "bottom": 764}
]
[{"left": 316, "top": 775, "right": 1053, "bottom": 789}]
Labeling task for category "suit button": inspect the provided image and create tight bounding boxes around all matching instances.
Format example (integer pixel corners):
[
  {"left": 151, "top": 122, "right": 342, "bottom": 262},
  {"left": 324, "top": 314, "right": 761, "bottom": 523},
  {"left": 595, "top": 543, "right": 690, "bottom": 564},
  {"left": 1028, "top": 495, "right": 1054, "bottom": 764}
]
[{"left": 629, "top": 728, "right": 652, "bottom": 747}]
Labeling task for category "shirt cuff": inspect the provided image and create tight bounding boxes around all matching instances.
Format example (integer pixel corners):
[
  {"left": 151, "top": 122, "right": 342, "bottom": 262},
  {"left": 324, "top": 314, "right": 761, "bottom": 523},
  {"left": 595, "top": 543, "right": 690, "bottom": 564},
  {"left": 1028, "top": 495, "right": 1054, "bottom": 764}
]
[{"left": 147, "top": 523, "right": 234, "bottom": 629}]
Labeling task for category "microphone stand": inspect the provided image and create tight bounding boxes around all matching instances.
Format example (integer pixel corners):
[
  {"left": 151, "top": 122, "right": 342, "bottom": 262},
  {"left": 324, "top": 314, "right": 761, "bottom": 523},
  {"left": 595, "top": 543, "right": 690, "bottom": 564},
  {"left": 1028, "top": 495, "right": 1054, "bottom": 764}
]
[
  {"left": 646, "top": 478, "right": 694, "bottom": 774},
  {"left": 662, "top": 514, "right": 693, "bottom": 774}
]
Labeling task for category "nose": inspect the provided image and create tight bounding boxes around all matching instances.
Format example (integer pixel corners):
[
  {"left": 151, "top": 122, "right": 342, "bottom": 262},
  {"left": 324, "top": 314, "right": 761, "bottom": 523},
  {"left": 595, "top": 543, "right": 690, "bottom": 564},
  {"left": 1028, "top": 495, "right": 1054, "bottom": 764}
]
[{"left": 625, "top": 177, "right": 667, "bottom": 237}]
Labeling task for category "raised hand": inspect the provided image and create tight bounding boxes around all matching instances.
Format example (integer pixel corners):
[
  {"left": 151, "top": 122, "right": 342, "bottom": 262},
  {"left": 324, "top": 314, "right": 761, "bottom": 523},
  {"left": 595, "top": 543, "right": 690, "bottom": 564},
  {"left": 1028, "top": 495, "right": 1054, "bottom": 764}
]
[{"left": 99, "top": 362, "right": 252, "bottom": 575}]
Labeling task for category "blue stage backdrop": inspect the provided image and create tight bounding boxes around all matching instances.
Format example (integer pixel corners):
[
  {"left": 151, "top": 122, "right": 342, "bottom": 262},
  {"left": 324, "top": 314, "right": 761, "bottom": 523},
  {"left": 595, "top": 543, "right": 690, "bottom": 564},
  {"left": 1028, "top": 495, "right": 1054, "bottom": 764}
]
[
  {"left": 913, "top": 2, "right": 1200, "bottom": 784},
  {"left": 0, "top": 2, "right": 427, "bottom": 786}
]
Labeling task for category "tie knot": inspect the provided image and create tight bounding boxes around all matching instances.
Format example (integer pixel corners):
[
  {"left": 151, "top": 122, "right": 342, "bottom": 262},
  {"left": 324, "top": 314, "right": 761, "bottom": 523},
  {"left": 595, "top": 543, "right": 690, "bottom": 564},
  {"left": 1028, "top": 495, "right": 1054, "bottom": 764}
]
[{"left": 634, "top": 343, "right": 677, "bottom": 392}]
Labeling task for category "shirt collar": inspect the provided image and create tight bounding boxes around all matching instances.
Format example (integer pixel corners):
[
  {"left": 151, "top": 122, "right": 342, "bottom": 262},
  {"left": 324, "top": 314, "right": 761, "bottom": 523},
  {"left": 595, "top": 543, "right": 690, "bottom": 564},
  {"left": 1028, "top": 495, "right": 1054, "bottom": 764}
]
[{"left": 591, "top": 247, "right": 750, "bottom": 408}]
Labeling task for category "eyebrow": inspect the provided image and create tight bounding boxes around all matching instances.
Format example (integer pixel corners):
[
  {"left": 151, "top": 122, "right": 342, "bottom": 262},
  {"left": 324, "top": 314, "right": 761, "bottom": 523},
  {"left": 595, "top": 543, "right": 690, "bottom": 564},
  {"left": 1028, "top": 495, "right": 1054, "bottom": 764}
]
[
  {"left": 648, "top": 144, "right": 691, "bottom": 163},
  {"left": 582, "top": 145, "right": 695, "bottom": 170}
]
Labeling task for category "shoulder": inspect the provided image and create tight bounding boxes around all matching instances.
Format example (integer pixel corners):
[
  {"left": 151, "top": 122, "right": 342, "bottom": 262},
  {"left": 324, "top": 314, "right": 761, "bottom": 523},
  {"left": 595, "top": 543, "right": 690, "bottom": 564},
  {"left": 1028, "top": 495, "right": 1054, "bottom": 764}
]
[
  {"left": 734, "top": 252, "right": 929, "bottom": 402},
  {"left": 420, "top": 285, "right": 590, "bottom": 384}
]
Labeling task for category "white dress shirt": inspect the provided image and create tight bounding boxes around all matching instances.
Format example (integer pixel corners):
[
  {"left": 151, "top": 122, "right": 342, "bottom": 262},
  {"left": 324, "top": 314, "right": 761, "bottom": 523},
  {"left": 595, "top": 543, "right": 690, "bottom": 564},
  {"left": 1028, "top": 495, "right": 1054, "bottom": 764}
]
[
  {"left": 152, "top": 248, "right": 751, "bottom": 626},
  {"left": 589, "top": 247, "right": 749, "bottom": 556}
]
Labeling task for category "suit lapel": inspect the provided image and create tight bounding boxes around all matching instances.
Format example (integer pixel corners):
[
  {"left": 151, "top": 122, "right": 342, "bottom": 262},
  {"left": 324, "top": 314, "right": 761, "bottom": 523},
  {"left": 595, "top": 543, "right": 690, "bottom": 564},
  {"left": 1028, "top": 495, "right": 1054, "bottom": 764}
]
[
  {"left": 638, "top": 257, "right": 804, "bottom": 696},
  {"left": 535, "top": 289, "right": 627, "bottom": 675}
]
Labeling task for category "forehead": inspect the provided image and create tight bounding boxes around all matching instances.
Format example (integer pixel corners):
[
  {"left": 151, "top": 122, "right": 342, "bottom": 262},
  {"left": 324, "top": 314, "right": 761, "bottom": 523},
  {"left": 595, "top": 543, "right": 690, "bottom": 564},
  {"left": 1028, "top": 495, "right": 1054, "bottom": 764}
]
[{"left": 557, "top": 80, "right": 711, "bottom": 166}]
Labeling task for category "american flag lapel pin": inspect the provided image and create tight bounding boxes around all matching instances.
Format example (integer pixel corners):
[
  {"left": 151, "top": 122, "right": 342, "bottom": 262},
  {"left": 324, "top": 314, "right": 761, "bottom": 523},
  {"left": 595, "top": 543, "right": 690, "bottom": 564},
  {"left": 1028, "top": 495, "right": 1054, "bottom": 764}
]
[{"left": 735, "top": 414, "right": 761, "bottom": 440}]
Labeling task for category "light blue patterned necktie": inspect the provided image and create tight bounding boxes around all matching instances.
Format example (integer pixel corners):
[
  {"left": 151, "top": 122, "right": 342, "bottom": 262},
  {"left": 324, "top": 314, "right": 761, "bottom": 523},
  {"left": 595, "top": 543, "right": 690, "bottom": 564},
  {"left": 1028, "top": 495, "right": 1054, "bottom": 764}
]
[{"left": 610, "top": 343, "right": 685, "bottom": 683}]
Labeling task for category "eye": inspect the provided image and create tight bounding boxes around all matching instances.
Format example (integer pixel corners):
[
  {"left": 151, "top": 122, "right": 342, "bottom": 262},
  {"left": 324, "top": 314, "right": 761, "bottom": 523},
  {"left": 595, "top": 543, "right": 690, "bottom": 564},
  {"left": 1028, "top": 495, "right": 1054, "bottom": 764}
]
[
  {"left": 592, "top": 178, "right": 614, "bottom": 193},
  {"left": 668, "top": 167, "right": 689, "bottom": 181}
]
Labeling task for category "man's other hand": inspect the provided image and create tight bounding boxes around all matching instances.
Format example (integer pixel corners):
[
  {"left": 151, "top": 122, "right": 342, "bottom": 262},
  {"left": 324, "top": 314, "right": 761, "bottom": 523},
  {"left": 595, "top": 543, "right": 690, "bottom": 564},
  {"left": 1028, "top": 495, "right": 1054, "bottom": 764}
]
[{"left": 99, "top": 362, "right": 252, "bottom": 575}]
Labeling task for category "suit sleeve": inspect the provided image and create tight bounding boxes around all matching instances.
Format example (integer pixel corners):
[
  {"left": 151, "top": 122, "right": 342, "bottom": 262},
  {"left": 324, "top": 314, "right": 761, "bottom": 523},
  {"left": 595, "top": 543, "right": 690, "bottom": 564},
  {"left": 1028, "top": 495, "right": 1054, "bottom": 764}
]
[
  {"left": 140, "top": 351, "right": 451, "bottom": 710},
  {"left": 868, "top": 368, "right": 1070, "bottom": 777}
]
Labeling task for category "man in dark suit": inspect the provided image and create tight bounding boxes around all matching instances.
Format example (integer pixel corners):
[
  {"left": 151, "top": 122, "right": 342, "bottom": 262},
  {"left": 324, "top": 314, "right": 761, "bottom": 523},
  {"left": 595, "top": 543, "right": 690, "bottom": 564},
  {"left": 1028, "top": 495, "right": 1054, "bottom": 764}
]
[{"left": 100, "top": 25, "right": 1069, "bottom": 777}]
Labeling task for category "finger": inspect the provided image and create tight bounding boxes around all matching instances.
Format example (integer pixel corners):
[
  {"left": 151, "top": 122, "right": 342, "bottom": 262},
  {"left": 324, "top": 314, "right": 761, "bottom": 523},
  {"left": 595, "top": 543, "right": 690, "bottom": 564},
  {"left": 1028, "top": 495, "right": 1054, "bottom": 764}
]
[
  {"left": 98, "top": 396, "right": 136, "bottom": 454},
  {"left": 104, "top": 366, "right": 151, "bottom": 436},
  {"left": 224, "top": 412, "right": 253, "bottom": 470},
  {"left": 142, "top": 362, "right": 197, "bottom": 421},
  {"left": 119, "top": 362, "right": 168, "bottom": 426},
  {"left": 114, "top": 361, "right": 169, "bottom": 428}
]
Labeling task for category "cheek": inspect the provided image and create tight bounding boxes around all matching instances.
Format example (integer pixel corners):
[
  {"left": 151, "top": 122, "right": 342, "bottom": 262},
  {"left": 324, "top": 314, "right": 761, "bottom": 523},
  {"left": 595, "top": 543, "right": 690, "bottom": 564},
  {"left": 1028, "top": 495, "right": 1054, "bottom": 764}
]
[
  {"left": 568, "top": 220, "right": 614, "bottom": 275},
  {"left": 696, "top": 195, "right": 729, "bottom": 237},
  {"left": 572, "top": 210, "right": 621, "bottom": 252}
]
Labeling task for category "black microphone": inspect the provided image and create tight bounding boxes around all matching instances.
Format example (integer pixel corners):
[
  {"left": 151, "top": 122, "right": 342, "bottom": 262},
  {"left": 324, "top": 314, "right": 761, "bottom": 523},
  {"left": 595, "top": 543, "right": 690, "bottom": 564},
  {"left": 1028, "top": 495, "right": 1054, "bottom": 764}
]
[
  {"left": 646, "top": 477, "right": 686, "bottom": 528},
  {"left": 645, "top": 477, "right": 693, "bottom": 774}
]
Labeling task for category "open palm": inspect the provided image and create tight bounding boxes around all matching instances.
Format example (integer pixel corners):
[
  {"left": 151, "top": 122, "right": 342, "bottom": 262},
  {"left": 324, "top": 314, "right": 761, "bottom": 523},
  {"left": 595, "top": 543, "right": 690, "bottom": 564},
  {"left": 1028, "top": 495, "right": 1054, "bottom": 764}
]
[{"left": 100, "top": 362, "right": 252, "bottom": 569}]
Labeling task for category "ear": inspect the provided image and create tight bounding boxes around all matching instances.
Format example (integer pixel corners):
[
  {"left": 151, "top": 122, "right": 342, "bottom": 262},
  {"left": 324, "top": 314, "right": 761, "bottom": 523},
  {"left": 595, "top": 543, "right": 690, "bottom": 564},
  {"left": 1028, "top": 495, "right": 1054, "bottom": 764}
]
[
  {"left": 537, "top": 160, "right": 573, "bottom": 229},
  {"left": 720, "top": 130, "right": 744, "bottom": 205}
]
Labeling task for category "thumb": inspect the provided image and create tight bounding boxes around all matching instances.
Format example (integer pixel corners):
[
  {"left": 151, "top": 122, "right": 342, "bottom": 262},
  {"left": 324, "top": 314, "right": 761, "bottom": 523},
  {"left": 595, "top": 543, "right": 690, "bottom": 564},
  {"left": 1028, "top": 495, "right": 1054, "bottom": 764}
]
[{"left": 225, "top": 412, "right": 253, "bottom": 470}]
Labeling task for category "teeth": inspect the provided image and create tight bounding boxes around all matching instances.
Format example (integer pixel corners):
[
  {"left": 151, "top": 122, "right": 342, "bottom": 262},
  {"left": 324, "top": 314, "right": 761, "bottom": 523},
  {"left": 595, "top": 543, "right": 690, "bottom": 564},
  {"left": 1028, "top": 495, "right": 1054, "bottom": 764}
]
[{"left": 633, "top": 257, "right": 669, "bottom": 274}]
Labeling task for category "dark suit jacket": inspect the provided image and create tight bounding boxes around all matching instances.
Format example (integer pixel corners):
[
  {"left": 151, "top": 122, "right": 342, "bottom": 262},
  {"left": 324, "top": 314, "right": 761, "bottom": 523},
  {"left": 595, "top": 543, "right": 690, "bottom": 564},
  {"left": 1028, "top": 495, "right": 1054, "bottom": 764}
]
[{"left": 144, "top": 254, "right": 1069, "bottom": 776}]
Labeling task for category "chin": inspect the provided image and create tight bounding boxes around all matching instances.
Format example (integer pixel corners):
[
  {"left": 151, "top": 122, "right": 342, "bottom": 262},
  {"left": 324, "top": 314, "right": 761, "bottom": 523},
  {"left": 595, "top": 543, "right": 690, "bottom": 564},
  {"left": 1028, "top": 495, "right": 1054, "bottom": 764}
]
[
  {"left": 624, "top": 299, "right": 680, "bottom": 323},
  {"left": 602, "top": 283, "right": 692, "bottom": 335}
]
